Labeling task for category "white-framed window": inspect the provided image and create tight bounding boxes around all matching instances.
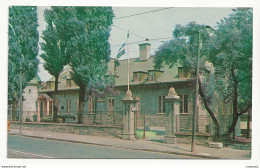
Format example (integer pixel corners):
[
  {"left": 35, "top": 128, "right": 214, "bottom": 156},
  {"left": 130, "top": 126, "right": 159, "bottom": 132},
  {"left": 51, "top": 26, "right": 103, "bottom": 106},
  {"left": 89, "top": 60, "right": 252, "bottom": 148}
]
[
  {"left": 108, "top": 97, "right": 115, "bottom": 112},
  {"left": 148, "top": 71, "right": 155, "bottom": 81},
  {"left": 157, "top": 95, "right": 166, "bottom": 114},
  {"left": 66, "top": 99, "right": 71, "bottom": 114},
  {"left": 179, "top": 94, "right": 188, "bottom": 114},
  {"left": 133, "top": 72, "right": 141, "bottom": 82},
  {"left": 57, "top": 100, "right": 60, "bottom": 114},
  {"left": 178, "top": 67, "right": 188, "bottom": 78},
  {"left": 88, "top": 98, "right": 95, "bottom": 114}
]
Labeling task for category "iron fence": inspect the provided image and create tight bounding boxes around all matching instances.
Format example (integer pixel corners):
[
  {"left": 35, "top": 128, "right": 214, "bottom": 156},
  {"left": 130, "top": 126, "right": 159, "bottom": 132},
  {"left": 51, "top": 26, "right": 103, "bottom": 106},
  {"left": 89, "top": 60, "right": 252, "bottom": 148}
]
[
  {"left": 8, "top": 110, "right": 124, "bottom": 126},
  {"left": 83, "top": 111, "right": 123, "bottom": 126}
]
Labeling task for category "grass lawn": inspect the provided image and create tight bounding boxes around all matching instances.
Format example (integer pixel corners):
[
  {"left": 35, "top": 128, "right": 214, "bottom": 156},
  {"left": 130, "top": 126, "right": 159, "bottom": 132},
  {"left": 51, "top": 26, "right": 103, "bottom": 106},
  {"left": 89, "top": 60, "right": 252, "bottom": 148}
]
[{"left": 135, "top": 129, "right": 160, "bottom": 139}]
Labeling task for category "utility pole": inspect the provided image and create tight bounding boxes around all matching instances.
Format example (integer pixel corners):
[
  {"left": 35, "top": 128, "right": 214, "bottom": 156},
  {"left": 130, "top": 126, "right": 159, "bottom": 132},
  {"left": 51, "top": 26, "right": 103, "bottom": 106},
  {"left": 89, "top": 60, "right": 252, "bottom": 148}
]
[
  {"left": 191, "top": 26, "right": 213, "bottom": 153},
  {"left": 19, "top": 62, "right": 23, "bottom": 135}
]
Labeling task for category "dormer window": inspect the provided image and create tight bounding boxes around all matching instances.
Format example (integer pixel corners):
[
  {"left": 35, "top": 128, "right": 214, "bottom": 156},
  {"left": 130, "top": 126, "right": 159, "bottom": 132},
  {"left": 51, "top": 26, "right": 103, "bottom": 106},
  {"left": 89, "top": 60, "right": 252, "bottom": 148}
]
[
  {"left": 148, "top": 71, "right": 155, "bottom": 81},
  {"left": 178, "top": 67, "right": 188, "bottom": 78},
  {"left": 148, "top": 70, "right": 163, "bottom": 81},
  {"left": 134, "top": 72, "right": 141, "bottom": 82},
  {"left": 133, "top": 71, "right": 148, "bottom": 82},
  {"left": 46, "top": 81, "right": 51, "bottom": 89}
]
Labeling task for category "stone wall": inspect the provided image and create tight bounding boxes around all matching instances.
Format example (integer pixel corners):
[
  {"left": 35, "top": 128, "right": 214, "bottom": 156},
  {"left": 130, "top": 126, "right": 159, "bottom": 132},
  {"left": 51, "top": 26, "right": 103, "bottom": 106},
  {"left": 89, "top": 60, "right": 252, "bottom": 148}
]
[
  {"left": 176, "top": 132, "right": 212, "bottom": 146},
  {"left": 10, "top": 122, "right": 122, "bottom": 138}
]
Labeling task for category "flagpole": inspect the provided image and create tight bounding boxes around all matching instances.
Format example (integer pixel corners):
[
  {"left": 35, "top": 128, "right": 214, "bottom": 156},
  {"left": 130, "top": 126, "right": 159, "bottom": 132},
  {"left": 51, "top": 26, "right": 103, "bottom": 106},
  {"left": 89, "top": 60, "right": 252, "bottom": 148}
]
[{"left": 127, "top": 30, "right": 130, "bottom": 91}]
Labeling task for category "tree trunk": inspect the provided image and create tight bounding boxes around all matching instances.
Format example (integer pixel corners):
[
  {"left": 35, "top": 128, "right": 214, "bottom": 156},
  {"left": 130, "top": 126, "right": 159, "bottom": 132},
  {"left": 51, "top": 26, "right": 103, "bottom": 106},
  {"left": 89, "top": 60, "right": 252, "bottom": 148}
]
[
  {"left": 246, "top": 109, "right": 251, "bottom": 139},
  {"left": 198, "top": 78, "right": 220, "bottom": 138},
  {"left": 78, "top": 86, "right": 86, "bottom": 124},
  {"left": 12, "top": 101, "right": 18, "bottom": 121},
  {"left": 53, "top": 75, "right": 59, "bottom": 123},
  {"left": 228, "top": 68, "right": 239, "bottom": 137}
]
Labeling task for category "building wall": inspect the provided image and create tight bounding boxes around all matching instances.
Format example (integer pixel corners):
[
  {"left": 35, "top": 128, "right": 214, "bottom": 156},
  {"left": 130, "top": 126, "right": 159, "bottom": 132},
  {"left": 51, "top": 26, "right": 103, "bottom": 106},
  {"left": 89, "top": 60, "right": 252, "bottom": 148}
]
[
  {"left": 23, "top": 84, "right": 38, "bottom": 121},
  {"left": 39, "top": 82, "right": 211, "bottom": 134},
  {"left": 83, "top": 82, "right": 211, "bottom": 133},
  {"left": 56, "top": 91, "right": 79, "bottom": 117}
]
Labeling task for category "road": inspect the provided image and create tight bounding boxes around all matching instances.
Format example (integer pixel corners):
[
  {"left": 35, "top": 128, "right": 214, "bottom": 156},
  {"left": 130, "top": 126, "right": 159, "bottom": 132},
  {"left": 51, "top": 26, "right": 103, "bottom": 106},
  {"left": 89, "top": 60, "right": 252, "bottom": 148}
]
[{"left": 7, "top": 135, "right": 195, "bottom": 159}]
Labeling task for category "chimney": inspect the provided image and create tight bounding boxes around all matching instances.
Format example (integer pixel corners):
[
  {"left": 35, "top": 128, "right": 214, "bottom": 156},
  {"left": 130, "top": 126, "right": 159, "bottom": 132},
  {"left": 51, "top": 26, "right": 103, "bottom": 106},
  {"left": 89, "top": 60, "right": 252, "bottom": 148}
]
[{"left": 139, "top": 43, "right": 151, "bottom": 61}]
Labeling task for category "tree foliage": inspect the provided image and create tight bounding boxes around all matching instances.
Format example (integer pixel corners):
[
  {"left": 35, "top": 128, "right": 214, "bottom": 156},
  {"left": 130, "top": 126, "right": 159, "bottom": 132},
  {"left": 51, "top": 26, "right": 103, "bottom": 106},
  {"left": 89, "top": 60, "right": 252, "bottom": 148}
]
[
  {"left": 41, "top": 7, "right": 114, "bottom": 123},
  {"left": 153, "top": 22, "right": 220, "bottom": 136},
  {"left": 208, "top": 8, "right": 252, "bottom": 135},
  {"left": 40, "top": 7, "right": 75, "bottom": 122},
  {"left": 66, "top": 7, "right": 115, "bottom": 123},
  {"left": 154, "top": 8, "right": 252, "bottom": 137},
  {"left": 8, "top": 6, "right": 39, "bottom": 108},
  {"left": 154, "top": 22, "right": 212, "bottom": 73},
  {"left": 40, "top": 8, "right": 68, "bottom": 80}
]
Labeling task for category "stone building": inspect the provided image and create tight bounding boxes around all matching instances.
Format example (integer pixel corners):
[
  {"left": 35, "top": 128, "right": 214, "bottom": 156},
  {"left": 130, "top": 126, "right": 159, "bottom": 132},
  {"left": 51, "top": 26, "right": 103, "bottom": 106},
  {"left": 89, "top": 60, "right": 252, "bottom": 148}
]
[
  {"left": 37, "top": 43, "right": 234, "bottom": 135},
  {"left": 37, "top": 66, "right": 80, "bottom": 122}
]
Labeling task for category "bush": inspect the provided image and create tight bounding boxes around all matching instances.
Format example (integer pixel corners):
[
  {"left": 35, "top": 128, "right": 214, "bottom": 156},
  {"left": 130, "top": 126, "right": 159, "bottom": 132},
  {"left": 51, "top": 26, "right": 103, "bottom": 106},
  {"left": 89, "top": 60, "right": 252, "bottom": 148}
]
[
  {"left": 41, "top": 118, "right": 53, "bottom": 123},
  {"left": 25, "top": 118, "right": 31, "bottom": 122}
]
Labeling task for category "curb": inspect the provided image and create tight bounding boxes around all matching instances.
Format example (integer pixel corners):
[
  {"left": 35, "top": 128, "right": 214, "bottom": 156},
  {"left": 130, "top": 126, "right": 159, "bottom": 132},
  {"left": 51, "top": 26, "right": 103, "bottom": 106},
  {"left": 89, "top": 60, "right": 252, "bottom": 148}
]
[{"left": 8, "top": 132, "right": 221, "bottom": 159}]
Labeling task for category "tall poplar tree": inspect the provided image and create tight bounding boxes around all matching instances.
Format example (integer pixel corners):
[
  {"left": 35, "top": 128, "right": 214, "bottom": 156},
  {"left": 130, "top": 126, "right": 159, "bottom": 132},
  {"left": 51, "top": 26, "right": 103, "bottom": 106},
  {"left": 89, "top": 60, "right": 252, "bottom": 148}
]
[
  {"left": 8, "top": 6, "right": 39, "bottom": 121},
  {"left": 40, "top": 7, "right": 114, "bottom": 123},
  {"left": 40, "top": 7, "right": 72, "bottom": 122},
  {"left": 67, "top": 7, "right": 114, "bottom": 124}
]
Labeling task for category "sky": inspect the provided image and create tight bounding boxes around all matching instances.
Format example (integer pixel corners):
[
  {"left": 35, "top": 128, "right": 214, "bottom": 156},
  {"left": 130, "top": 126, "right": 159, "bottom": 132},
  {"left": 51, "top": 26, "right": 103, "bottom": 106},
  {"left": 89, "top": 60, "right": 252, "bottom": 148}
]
[{"left": 37, "top": 7, "right": 233, "bottom": 81}]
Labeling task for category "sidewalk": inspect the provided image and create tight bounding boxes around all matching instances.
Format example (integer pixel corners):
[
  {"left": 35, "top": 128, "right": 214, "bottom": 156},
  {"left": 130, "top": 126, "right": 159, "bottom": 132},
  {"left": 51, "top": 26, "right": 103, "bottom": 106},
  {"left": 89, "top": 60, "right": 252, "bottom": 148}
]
[{"left": 8, "top": 129, "right": 250, "bottom": 159}]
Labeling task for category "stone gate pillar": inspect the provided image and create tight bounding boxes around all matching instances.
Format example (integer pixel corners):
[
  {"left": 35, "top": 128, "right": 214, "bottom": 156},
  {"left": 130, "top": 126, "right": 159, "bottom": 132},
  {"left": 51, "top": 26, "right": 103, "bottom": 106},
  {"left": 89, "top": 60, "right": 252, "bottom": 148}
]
[
  {"left": 121, "top": 90, "right": 138, "bottom": 140},
  {"left": 163, "top": 87, "right": 181, "bottom": 144}
]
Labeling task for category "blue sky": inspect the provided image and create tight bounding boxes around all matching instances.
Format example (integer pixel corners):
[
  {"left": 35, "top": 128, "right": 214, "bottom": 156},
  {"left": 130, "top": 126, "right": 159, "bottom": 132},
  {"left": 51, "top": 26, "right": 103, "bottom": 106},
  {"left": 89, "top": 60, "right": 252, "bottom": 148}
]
[{"left": 37, "top": 7, "right": 233, "bottom": 81}]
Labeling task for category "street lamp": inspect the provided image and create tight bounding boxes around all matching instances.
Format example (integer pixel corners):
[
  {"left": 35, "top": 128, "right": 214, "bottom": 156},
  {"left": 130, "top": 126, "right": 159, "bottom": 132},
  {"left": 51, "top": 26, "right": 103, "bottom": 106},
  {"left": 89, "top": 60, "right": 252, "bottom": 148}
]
[{"left": 191, "top": 26, "right": 213, "bottom": 153}]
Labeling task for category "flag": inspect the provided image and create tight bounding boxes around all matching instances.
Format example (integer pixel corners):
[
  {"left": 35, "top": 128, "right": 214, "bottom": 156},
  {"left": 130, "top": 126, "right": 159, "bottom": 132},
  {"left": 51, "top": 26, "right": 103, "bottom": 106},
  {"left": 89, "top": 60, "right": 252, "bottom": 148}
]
[{"left": 116, "top": 42, "right": 126, "bottom": 59}]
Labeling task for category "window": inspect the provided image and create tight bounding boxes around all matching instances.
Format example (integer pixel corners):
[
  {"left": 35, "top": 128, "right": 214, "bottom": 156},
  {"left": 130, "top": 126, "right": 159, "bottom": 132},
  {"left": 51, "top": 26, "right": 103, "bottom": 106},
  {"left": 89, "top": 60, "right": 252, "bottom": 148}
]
[
  {"left": 66, "top": 99, "right": 71, "bottom": 114},
  {"left": 29, "top": 89, "right": 31, "bottom": 94},
  {"left": 158, "top": 95, "right": 166, "bottom": 114},
  {"left": 133, "top": 72, "right": 141, "bottom": 82},
  {"left": 148, "top": 71, "right": 155, "bottom": 81},
  {"left": 179, "top": 94, "right": 188, "bottom": 114},
  {"left": 66, "top": 79, "right": 71, "bottom": 87},
  {"left": 178, "top": 67, "right": 188, "bottom": 78},
  {"left": 108, "top": 98, "right": 115, "bottom": 112},
  {"left": 88, "top": 98, "right": 95, "bottom": 114},
  {"left": 57, "top": 100, "right": 60, "bottom": 114}
]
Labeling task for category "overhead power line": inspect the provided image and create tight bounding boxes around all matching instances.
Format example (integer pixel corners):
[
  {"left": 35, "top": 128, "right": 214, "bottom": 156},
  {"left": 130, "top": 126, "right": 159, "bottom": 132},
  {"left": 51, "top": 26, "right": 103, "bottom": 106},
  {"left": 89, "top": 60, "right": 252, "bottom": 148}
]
[
  {"left": 111, "top": 36, "right": 173, "bottom": 48},
  {"left": 114, "top": 7, "right": 174, "bottom": 20},
  {"left": 112, "top": 25, "right": 146, "bottom": 39}
]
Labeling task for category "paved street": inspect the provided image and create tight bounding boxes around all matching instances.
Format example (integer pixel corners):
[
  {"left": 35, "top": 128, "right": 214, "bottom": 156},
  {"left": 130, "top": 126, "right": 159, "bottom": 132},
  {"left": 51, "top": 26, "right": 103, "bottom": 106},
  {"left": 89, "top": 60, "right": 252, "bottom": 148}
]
[{"left": 7, "top": 135, "right": 195, "bottom": 159}]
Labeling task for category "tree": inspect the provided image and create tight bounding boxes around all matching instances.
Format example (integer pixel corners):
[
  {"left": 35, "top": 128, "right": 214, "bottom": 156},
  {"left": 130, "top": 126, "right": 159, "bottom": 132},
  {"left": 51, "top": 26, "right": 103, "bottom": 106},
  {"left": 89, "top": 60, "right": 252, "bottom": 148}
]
[
  {"left": 65, "top": 7, "right": 115, "bottom": 124},
  {"left": 40, "top": 7, "right": 115, "bottom": 124},
  {"left": 153, "top": 22, "right": 221, "bottom": 137},
  {"left": 8, "top": 6, "right": 39, "bottom": 121},
  {"left": 40, "top": 7, "right": 73, "bottom": 122},
  {"left": 44, "top": 7, "right": 114, "bottom": 123},
  {"left": 208, "top": 8, "right": 252, "bottom": 137}
]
